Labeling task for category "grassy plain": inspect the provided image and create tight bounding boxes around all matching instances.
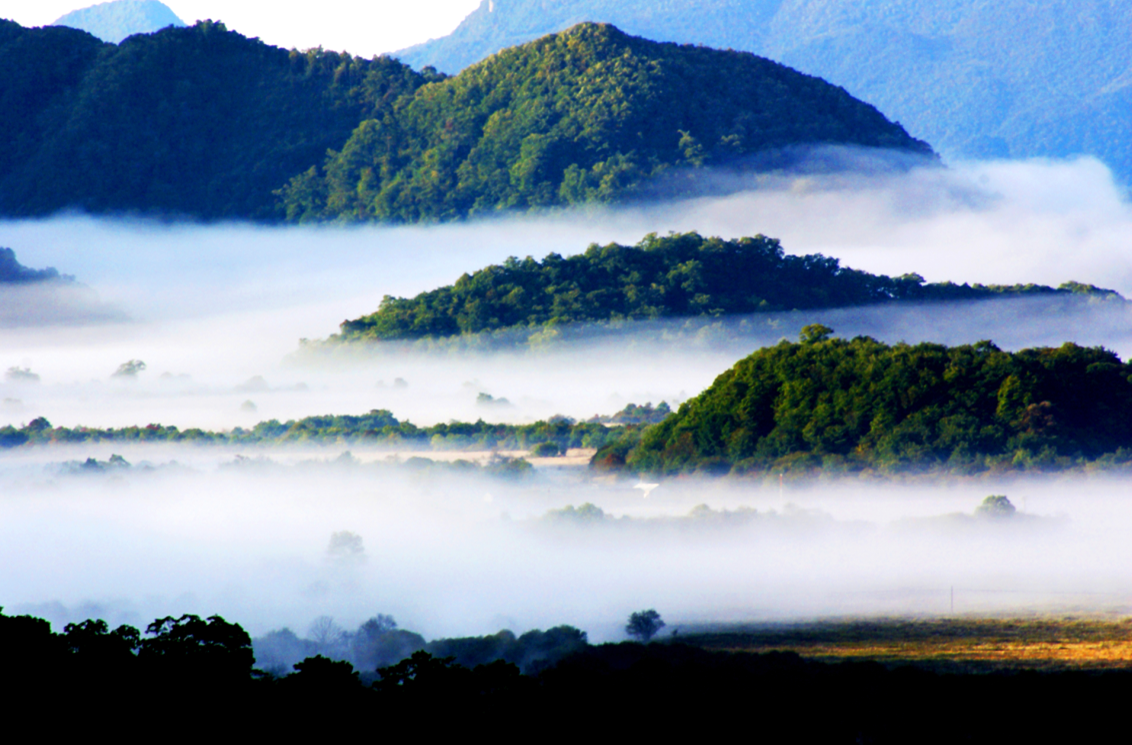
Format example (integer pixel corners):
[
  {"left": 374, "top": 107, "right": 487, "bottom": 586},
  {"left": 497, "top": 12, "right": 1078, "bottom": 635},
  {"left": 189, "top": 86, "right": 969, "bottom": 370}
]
[{"left": 675, "top": 616, "right": 1132, "bottom": 672}]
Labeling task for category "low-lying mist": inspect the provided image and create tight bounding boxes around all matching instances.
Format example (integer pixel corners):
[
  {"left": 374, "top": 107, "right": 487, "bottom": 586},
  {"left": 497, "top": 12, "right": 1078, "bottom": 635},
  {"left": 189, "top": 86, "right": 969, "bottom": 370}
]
[
  {"left": 3, "top": 456, "right": 1130, "bottom": 644},
  {"left": 3, "top": 154, "right": 1132, "bottom": 642},
  {"left": 2, "top": 156, "right": 1132, "bottom": 429}
]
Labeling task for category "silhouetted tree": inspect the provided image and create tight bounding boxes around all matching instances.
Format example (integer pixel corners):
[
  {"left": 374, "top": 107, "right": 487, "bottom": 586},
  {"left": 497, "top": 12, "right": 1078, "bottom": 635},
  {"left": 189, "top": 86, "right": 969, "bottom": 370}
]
[{"left": 626, "top": 609, "right": 666, "bottom": 641}]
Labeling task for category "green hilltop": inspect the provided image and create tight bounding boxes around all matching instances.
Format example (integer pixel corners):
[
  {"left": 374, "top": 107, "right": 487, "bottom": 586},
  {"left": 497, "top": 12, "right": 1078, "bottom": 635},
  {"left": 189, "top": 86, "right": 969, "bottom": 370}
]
[
  {"left": 283, "top": 23, "right": 932, "bottom": 223},
  {"left": 334, "top": 231, "right": 1116, "bottom": 344},
  {"left": 0, "top": 20, "right": 929, "bottom": 222},
  {"left": 0, "top": 19, "right": 432, "bottom": 220},
  {"left": 599, "top": 328, "right": 1132, "bottom": 476}
]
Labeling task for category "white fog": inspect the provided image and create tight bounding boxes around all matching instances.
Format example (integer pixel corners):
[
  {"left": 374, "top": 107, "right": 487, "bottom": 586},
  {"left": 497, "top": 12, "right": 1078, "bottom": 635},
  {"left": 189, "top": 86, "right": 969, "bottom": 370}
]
[{"left": 2, "top": 155, "right": 1132, "bottom": 643}]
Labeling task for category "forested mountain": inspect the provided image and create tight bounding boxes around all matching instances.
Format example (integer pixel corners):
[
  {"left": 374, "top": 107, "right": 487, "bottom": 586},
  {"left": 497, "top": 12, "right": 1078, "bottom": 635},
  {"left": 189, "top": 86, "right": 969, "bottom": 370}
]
[
  {"left": 284, "top": 23, "right": 931, "bottom": 223},
  {"left": 0, "top": 20, "right": 433, "bottom": 220},
  {"left": 335, "top": 232, "right": 1115, "bottom": 343},
  {"left": 398, "top": 0, "right": 1132, "bottom": 182},
  {"left": 0, "top": 19, "right": 928, "bottom": 221},
  {"left": 600, "top": 328, "right": 1132, "bottom": 476},
  {"left": 53, "top": 1, "right": 185, "bottom": 43}
]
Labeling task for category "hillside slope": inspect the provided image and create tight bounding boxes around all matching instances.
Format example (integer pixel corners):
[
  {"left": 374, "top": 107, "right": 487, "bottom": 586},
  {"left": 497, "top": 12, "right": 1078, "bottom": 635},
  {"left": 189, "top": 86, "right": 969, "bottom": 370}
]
[
  {"left": 285, "top": 23, "right": 931, "bottom": 223},
  {"left": 335, "top": 232, "right": 1115, "bottom": 344},
  {"left": 53, "top": 0, "right": 186, "bottom": 43},
  {"left": 0, "top": 20, "right": 431, "bottom": 220},
  {"left": 608, "top": 328, "right": 1132, "bottom": 475},
  {"left": 398, "top": 0, "right": 1132, "bottom": 180}
]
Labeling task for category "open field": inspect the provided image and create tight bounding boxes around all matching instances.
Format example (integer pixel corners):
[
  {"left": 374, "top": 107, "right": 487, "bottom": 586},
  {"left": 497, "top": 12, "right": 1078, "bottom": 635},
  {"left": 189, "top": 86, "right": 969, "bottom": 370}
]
[{"left": 675, "top": 616, "right": 1132, "bottom": 671}]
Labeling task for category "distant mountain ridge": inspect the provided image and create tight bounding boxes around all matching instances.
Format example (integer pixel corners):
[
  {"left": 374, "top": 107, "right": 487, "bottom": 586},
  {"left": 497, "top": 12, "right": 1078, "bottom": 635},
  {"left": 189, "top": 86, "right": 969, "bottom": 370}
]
[
  {"left": 397, "top": 0, "right": 1132, "bottom": 182},
  {"left": 53, "top": 0, "right": 185, "bottom": 44}
]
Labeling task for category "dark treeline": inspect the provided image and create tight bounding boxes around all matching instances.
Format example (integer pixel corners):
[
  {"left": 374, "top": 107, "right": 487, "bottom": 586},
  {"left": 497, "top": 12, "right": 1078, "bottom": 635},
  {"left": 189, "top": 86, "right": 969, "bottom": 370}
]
[
  {"left": 0, "top": 406, "right": 648, "bottom": 452},
  {"left": 0, "top": 19, "right": 927, "bottom": 222},
  {"left": 3, "top": 606, "right": 1130, "bottom": 740},
  {"left": 254, "top": 614, "right": 587, "bottom": 678},
  {"left": 336, "top": 232, "right": 1116, "bottom": 343},
  {"left": 597, "top": 326, "right": 1132, "bottom": 476}
]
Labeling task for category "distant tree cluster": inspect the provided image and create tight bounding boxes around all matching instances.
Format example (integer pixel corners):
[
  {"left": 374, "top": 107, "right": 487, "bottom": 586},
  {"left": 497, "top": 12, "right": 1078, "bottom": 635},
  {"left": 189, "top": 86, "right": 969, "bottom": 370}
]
[
  {"left": 598, "top": 327, "right": 1132, "bottom": 476},
  {"left": 335, "top": 231, "right": 1117, "bottom": 342},
  {"left": 0, "top": 409, "right": 628, "bottom": 453}
]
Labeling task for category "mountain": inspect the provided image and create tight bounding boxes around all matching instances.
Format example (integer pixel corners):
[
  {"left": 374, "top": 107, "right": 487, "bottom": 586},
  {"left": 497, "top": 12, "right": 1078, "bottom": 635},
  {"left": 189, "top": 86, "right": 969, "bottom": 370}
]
[
  {"left": 397, "top": 0, "right": 1132, "bottom": 181},
  {"left": 52, "top": 0, "right": 186, "bottom": 44},
  {"left": 0, "top": 20, "right": 929, "bottom": 223},
  {"left": 282, "top": 23, "right": 931, "bottom": 223},
  {"left": 334, "top": 231, "right": 1114, "bottom": 344},
  {"left": 601, "top": 328, "right": 1132, "bottom": 476},
  {"left": 0, "top": 20, "right": 432, "bottom": 220}
]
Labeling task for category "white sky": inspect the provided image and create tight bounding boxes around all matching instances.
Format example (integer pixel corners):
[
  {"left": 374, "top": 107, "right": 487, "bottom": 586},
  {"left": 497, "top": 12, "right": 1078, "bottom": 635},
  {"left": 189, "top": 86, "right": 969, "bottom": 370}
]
[{"left": 0, "top": 0, "right": 483, "bottom": 57}]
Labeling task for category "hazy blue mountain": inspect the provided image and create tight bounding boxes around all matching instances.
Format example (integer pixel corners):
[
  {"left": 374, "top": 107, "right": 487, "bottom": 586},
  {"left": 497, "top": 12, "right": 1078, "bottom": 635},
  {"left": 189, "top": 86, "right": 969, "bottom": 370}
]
[
  {"left": 397, "top": 0, "right": 1132, "bottom": 180},
  {"left": 52, "top": 0, "right": 185, "bottom": 43}
]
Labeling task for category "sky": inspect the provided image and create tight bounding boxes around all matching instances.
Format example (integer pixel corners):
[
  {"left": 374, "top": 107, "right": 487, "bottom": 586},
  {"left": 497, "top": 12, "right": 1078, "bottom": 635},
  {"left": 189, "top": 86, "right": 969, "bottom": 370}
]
[{"left": 0, "top": 0, "right": 482, "bottom": 57}]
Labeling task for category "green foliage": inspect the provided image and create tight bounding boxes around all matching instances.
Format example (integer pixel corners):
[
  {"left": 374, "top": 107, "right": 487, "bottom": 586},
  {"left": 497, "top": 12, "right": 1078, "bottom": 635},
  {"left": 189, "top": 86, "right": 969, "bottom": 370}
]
[
  {"left": 626, "top": 609, "right": 665, "bottom": 641},
  {"left": 0, "top": 407, "right": 625, "bottom": 455},
  {"left": 0, "top": 21, "right": 429, "bottom": 219},
  {"left": 975, "top": 495, "right": 1017, "bottom": 518},
  {"left": 285, "top": 22, "right": 931, "bottom": 223},
  {"left": 622, "top": 331, "right": 1132, "bottom": 475},
  {"left": 335, "top": 231, "right": 1116, "bottom": 342}
]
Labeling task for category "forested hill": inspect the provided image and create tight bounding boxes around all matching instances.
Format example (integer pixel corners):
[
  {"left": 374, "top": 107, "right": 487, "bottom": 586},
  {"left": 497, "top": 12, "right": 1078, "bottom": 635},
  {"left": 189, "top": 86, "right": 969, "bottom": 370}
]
[
  {"left": 283, "top": 23, "right": 931, "bottom": 223},
  {"left": 600, "top": 328, "right": 1132, "bottom": 476},
  {"left": 398, "top": 0, "right": 1132, "bottom": 184},
  {"left": 0, "top": 20, "right": 433, "bottom": 220},
  {"left": 0, "top": 19, "right": 929, "bottom": 222},
  {"left": 334, "top": 232, "right": 1116, "bottom": 343}
]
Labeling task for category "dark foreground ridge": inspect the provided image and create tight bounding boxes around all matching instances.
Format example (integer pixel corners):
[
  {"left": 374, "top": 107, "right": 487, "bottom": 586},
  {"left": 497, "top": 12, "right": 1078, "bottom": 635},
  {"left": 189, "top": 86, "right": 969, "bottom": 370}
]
[
  {"left": 334, "top": 231, "right": 1117, "bottom": 344},
  {"left": 3, "top": 606, "right": 1130, "bottom": 740},
  {"left": 598, "top": 328, "right": 1132, "bottom": 476},
  {"left": 0, "top": 19, "right": 928, "bottom": 222}
]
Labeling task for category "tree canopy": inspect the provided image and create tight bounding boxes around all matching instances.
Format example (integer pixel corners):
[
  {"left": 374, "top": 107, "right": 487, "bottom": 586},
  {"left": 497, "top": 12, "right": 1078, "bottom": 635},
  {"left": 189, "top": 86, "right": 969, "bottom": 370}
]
[
  {"left": 285, "top": 22, "right": 932, "bottom": 223},
  {"left": 606, "top": 329, "right": 1132, "bottom": 475},
  {"left": 0, "top": 19, "right": 930, "bottom": 222},
  {"left": 335, "top": 232, "right": 1117, "bottom": 343}
]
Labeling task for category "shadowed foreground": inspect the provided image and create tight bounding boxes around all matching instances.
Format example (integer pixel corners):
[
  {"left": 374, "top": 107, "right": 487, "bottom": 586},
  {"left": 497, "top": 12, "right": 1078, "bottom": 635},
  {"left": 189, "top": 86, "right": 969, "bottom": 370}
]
[{"left": 4, "top": 608, "right": 1132, "bottom": 739}]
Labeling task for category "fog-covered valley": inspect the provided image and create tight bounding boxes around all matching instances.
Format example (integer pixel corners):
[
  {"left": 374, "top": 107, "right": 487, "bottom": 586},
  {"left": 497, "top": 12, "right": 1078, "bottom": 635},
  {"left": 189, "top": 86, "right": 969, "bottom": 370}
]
[{"left": 3, "top": 156, "right": 1132, "bottom": 645}]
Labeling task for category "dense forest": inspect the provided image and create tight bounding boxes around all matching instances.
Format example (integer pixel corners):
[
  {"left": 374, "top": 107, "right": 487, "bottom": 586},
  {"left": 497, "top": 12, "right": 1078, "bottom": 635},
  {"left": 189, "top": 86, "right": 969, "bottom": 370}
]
[
  {"left": 284, "top": 23, "right": 932, "bottom": 222},
  {"left": 335, "top": 232, "right": 1117, "bottom": 343},
  {"left": 597, "top": 327, "right": 1132, "bottom": 476},
  {"left": 4, "top": 606, "right": 1130, "bottom": 739},
  {"left": 0, "top": 19, "right": 929, "bottom": 221},
  {"left": 0, "top": 19, "right": 434, "bottom": 220}
]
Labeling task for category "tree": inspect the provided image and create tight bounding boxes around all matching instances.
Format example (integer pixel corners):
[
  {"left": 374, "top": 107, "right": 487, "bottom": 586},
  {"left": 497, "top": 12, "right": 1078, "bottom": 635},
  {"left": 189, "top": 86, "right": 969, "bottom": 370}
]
[
  {"left": 138, "top": 614, "right": 254, "bottom": 686},
  {"left": 975, "top": 495, "right": 1017, "bottom": 518},
  {"left": 306, "top": 615, "right": 347, "bottom": 651},
  {"left": 626, "top": 609, "right": 665, "bottom": 642},
  {"left": 111, "top": 359, "right": 146, "bottom": 378}
]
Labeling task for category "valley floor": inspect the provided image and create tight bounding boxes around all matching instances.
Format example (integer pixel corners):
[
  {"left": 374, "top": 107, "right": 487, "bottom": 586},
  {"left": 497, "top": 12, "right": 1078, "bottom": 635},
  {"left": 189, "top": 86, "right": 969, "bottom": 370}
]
[{"left": 677, "top": 615, "right": 1132, "bottom": 671}]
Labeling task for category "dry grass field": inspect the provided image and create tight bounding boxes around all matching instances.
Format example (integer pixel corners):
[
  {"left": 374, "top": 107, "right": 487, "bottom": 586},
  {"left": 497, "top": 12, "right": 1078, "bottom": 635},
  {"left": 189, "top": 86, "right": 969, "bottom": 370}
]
[{"left": 676, "top": 616, "right": 1132, "bottom": 671}]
